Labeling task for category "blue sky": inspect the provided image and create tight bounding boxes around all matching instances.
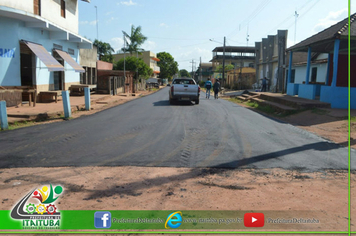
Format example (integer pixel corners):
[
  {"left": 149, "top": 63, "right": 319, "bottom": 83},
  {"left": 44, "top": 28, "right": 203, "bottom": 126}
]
[{"left": 78, "top": 0, "right": 355, "bottom": 71}]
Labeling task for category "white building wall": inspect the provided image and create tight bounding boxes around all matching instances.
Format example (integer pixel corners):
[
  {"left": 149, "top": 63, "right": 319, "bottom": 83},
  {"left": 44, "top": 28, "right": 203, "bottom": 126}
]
[
  {"left": 0, "top": 0, "right": 33, "bottom": 14},
  {"left": 0, "top": 0, "right": 79, "bottom": 33},
  {"left": 293, "top": 63, "right": 328, "bottom": 84},
  {"left": 42, "top": 0, "right": 79, "bottom": 34}
]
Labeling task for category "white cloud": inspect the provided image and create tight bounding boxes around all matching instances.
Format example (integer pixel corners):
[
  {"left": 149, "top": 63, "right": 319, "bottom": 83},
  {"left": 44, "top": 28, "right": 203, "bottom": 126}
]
[
  {"left": 110, "top": 37, "right": 125, "bottom": 53},
  {"left": 176, "top": 47, "right": 212, "bottom": 70},
  {"left": 106, "top": 17, "right": 117, "bottom": 24},
  {"left": 80, "top": 20, "right": 97, "bottom": 26},
  {"left": 313, "top": 9, "right": 348, "bottom": 33},
  {"left": 142, "top": 40, "right": 157, "bottom": 51},
  {"left": 119, "top": 0, "right": 137, "bottom": 6},
  {"left": 160, "top": 23, "right": 168, "bottom": 28},
  {"left": 89, "top": 20, "right": 98, "bottom": 26}
]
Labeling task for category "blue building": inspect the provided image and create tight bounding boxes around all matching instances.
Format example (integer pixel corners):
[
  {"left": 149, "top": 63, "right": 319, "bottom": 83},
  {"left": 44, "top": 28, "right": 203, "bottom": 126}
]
[
  {"left": 0, "top": 0, "right": 92, "bottom": 105},
  {"left": 286, "top": 13, "right": 356, "bottom": 109}
]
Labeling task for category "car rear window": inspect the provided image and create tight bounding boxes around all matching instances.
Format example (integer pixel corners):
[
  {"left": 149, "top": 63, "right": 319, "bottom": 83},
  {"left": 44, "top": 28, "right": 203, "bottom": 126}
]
[{"left": 172, "top": 79, "right": 196, "bottom": 85}]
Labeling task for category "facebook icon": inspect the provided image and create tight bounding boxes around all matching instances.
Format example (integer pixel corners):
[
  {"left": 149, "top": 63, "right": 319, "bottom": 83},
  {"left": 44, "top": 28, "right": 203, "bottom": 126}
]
[{"left": 94, "top": 211, "right": 111, "bottom": 228}]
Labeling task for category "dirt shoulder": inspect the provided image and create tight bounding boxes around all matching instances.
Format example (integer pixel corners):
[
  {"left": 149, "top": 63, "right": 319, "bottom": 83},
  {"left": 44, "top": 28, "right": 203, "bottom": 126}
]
[{"left": 226, "top": 98, "right": 355, "bottom": 149}]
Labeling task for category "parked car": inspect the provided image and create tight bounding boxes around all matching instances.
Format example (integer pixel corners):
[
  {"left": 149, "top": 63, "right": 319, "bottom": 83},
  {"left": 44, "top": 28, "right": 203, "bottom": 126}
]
[{"left": 169, "top": 78, "right": 200, "bottom": 105}]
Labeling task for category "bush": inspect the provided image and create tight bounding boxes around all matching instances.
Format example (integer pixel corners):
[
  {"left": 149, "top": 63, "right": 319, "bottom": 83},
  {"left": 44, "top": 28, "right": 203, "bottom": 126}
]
[
  {"left": 232, "top": 84, "right": 239, "bottom": 90},
  {"left": 199, "top": 81, "right": 205, "bottom": 87}
]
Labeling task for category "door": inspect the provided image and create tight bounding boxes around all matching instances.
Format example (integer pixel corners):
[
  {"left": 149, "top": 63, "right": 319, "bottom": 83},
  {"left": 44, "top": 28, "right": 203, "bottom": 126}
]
[
  {"left": 34, "top": 0, "right": 41, "bottom": 16},
  {"left": 53, "top": 53, "right": 64, "bottom": 90},
  {"left": 20, "top": 53, "right": 34, "bottom": 87}
]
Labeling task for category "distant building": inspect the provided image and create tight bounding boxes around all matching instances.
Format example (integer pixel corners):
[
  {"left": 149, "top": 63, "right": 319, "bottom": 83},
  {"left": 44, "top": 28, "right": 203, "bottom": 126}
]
[
  {"left": 195, "top": 62, "right": 213, "bottom": 82},
  {"left": 227, "top": 67, "right": 256, "bottom": 90},
  {"left": 0, "top": 0, "right": 91, "bottom": 98},
  {"left": 210, "top": 46, "right": 255, "bottom": 85},
  {"left": 112, "top": 51, "right": 160, "bottom": 78},
  {"left": 255, "top": 30, "right": 288, "bottom": 92},
  {"left": 80, "top": 46, "right": 98, "bottom": 85}
]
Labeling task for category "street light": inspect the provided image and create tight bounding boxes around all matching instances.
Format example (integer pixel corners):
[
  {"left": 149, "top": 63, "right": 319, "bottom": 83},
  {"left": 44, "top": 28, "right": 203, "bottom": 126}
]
[
  {"left": 210, "top": 37, "right": 226, "bottom": 86},
  {"left": 95, "top": 6, "right": 98, "bottom": 40}
]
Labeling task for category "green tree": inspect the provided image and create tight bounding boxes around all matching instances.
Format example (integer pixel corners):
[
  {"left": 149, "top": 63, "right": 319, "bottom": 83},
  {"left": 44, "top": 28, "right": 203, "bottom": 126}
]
[
  {"left": 121, "top": 25, "right": 147, "bottom": 55},
  {"left": 157, "top": 52, "right": 178, "bottom": 79},
  {"left": 215, "top": 64, "right": 234, "bottom": 73},
  {"left": 114, "top": 56, "right": 153, "bottom": 79},
  {"left": 93, "top": 39, "right": 115, "bottom": 63},
  {"left": 179, "top": 69, "right": 190, "bottom": 77}
]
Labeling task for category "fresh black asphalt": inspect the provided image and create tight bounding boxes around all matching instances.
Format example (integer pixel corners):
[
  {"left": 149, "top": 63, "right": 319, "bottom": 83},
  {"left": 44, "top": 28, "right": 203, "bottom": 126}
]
[{"left": 0, "top": 87, "right": 354, "bottom": 171}]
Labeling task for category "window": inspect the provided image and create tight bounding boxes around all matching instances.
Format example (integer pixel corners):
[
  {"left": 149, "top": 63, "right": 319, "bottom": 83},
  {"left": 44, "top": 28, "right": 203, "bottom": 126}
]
[
  {"left": 53, "top": 44, "right": 63, "bottom": 51},
  {"left": 311, "top": 67, "right": 317, "bottom": 83},
  {"left": 68, "top": 48, "right": 75, "bottom": 55},
  {"left": 34, "top": 0, "right": 41, "bottom": 16},
  {"left": 286, "top": 69, "right": 296, "bottom": 83},
  {"left": 61, "top": 0, "right": 66, "bottom": 18},
  {"left": 173, "top": 79, "right": 195, "bottom": 85}
]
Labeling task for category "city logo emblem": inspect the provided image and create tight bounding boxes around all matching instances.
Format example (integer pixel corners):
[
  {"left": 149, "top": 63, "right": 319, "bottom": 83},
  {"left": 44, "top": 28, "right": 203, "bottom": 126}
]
[
  {"left": 165, "top": 211, "right": 182, "bottom": 229},
  {"left": 11, "top": 184, "right": 63, "bottom": 230}
]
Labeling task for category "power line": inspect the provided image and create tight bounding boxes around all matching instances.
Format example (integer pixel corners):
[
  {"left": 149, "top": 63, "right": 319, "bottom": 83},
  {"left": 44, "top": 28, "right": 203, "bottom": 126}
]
[
  {"left": 228, "top": 0, "right": 272, "bottom": 37},
  {"left": 146, "top": 36, "right": 208, "bottom": 41}
]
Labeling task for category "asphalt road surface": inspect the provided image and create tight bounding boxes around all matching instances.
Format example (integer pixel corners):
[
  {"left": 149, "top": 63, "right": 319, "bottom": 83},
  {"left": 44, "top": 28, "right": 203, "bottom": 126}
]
[{"left": 0, "top": 87, "right": 354, "bottom": 171}]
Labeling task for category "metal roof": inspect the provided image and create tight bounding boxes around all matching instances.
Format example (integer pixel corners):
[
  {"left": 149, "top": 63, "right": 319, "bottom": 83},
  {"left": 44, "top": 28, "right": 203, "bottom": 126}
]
[
  {"left": 55, "top": 49, "right": 85, "bottom": 73},
  {"left": 287, "top": 12, "right": 356, "bottom": 53},
  {"left": 23, "top": 40, "right": 64, "bottom": 71},
  {"left": 212, "top": 46, "right": 255, "bottom": 53}
]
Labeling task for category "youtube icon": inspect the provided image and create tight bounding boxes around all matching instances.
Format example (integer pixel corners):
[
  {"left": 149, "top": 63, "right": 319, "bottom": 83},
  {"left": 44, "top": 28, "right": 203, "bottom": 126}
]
[{"left": 244, "top": 213, "right": 264, "bottom": 227}]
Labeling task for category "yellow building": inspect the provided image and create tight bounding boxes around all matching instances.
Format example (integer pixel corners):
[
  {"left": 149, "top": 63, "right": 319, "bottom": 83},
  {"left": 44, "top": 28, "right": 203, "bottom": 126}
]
[
  {"left": 112, "top": 51, "right": 160, "bottom": 78},
  {"left": 227, "top": 67, "right": 256, "bottom": 90}
]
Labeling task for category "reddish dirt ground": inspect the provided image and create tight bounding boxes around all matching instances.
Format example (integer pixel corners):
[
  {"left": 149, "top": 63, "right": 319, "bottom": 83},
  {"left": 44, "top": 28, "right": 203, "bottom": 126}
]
[{"left": 1, "top": 91, "right": 355, "bottom": 235}]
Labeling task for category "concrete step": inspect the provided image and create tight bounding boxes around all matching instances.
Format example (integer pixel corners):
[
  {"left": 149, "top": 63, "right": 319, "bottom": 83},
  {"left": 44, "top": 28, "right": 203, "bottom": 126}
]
[
  {"left": 248, "top": 92, "right": 331, "bottom": 109},
  {"left": 236, "top": 96, "right": 248, "bottom": 101},
  {"left": 250, "top": 97, "right": 298, "bottom": 113}
]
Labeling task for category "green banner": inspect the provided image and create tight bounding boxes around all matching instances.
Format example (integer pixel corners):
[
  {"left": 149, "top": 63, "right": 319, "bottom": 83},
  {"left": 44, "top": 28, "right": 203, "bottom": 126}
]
[{"left": 0, "top": 210, "right": 327, "bottom": 231}]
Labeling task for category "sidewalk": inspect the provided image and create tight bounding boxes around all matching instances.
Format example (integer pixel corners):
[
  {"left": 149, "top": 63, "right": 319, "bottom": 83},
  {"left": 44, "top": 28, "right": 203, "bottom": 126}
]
[{"left": 4, "top": 88, "right": 161, "bottom": 124}]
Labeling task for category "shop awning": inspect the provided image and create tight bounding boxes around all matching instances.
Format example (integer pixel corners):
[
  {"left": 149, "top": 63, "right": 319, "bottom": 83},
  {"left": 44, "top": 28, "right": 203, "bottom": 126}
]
[
  {"left": 23, "top": 40, "right": 64, "bottom": 71},
  {"left": 54, "top": 49, "right": 85, "bottom": 73}
]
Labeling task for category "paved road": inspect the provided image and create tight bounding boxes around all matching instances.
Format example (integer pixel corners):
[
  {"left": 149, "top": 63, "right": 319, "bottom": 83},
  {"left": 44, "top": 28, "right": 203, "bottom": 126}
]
[{"left": 0, "top": 87, "right": 354, "bottom": 171}]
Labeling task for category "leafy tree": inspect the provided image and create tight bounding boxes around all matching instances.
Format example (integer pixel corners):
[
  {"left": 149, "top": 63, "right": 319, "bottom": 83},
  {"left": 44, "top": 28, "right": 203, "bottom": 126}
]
[
  {"left": 215, "top": 64, "right": 234, "bottom": 73},
  {"left": 93, "top": 39, "right": 115, "bottom": 62},
  {"left": 157, "top": 52, "right": 178, "bottom": 79},
  {"left": 121, "top": 25, "right": 147, "bottom": 55},
  {"left": 114, "top": 56, "right": 153, "bottom": 79},
  {"left": 179, "top": 69, "right": 190, "bottom": 77}
]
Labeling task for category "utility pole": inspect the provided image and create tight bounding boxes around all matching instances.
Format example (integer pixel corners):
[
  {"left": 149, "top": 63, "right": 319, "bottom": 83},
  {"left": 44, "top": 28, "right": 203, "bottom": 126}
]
[
  {"left": 200, "top": 57, "right": 202, "bottom": 82},
  {"left": 190, "top": 59, "right": 195, "bottom": 78},
  {"left": 222, "top": 36, "right": 226, "bottom": 86},
  {"left": 246, "top": 24, "right": 249, "bottom": 47},
  {"left": 95, "top": 6, "right": 99, "bottom": 40},
  {"left": 294, "top": 11, "right": 299, "bottom": 44},
  {"left": 123, "top": 34, "right": 126, "bottom": 91}
]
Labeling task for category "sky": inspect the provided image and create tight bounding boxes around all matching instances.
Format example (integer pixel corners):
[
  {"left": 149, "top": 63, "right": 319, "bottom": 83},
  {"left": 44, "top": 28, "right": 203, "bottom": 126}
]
[{"left": 78, "top": 0, "right": 355, "bottom": 72}]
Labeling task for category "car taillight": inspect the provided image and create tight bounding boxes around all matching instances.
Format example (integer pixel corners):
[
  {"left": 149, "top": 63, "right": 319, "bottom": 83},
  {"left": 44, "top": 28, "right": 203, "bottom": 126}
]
[
  {"left": 198, "top": 86, "right": 200, "bottom": 93},
  {"left": 171, "top": 86, "right": 174, "bottom": 93}
]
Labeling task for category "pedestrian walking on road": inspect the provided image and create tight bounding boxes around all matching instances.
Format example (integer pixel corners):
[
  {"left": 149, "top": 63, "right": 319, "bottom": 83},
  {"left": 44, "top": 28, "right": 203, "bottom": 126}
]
[
  {"left": 205, "top": 78, "right": 212, "bottom": 99},
  {"left": 213, "top": 79, "right": 221, "bottom": 99}
]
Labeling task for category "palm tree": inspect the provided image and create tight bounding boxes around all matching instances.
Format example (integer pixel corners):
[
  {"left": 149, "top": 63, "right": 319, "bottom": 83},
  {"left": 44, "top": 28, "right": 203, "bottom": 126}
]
[
  {"left": 121, "top": 25, "right": 147, "bottom": 55},
  {"left": 93, "top": 39, "right": 114, "bottom": 61}
]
